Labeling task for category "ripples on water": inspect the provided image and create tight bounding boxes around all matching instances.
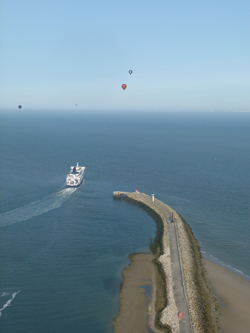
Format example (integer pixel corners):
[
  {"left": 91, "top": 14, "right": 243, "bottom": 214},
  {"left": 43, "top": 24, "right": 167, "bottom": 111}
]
[
  {"left": 0, "top": 188, "right": 77, "bottom": 227},
  {"left": 0, "top": 291, "right": 20, "bottom": 318},
  {"left": 0, "top": 111, "right": 249, "bottom": 332}
]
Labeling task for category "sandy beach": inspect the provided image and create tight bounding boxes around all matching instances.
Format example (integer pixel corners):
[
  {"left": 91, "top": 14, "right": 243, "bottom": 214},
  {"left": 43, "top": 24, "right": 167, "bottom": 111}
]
[
  {"left": 113, "top": 253, "right": 165, "bottom": 333},
  {"left": 114, "top": 255, "right": 250, "bottom": 333},
  {"left": 202, "top": 258, "right": 250, "bottom": 333},
  {"left": 113, "top": 192, "right": 250, "bottom": 333}
]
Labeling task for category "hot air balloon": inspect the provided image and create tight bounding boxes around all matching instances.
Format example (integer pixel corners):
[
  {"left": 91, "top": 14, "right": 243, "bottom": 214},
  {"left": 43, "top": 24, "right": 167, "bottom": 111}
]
[
  {"left": 121, "top": 84, "right": 127, "bottom": 90},
  {"left": 128, "top": 70, "right": 133, "bottom": 74},
  {"left": 18, "top": 105, "right": 22, "bottom": 109}
]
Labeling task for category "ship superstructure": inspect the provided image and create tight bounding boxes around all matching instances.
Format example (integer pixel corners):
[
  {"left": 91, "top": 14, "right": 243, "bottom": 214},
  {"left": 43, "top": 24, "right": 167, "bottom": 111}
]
[{"left": 66, "top": 162, "right": 85, "bottom": 187}]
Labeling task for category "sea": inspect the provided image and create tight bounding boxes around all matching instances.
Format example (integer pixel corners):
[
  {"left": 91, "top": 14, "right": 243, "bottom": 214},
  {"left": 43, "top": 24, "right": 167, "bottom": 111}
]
[{"left": 0, "top": 110, "right": 249, "bottom": 332}]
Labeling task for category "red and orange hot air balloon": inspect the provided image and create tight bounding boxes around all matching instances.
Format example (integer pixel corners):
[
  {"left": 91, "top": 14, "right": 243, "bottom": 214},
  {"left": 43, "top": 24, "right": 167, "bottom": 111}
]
[{"left": 121, "top": 84, "right": 127, "bottom": 90}]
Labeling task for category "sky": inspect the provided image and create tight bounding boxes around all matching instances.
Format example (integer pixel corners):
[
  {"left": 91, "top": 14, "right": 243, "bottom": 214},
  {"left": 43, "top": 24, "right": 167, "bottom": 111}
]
[{"left": 1, "top": 0, "right": 249, "bottom": 111}]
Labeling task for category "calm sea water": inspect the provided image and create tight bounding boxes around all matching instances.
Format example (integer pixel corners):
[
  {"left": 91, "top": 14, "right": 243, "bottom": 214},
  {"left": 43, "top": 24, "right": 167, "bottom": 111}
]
[{"left": 0, "top": 110, "right": 249, "bottom": 332}]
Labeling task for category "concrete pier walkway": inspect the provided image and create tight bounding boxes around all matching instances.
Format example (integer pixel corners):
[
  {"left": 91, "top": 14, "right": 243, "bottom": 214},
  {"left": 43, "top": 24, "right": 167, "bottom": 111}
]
[
  {"left": 142, "top": 195, "right": 192, "bottom": 333},
  {"left": 114, "top": 191, "right": 193, "bottom": 333}
]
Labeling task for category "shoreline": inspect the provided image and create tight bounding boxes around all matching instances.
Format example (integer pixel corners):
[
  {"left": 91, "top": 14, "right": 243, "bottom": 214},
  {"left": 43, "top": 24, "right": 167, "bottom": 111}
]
[
  {"left": 202, "top": 258, "right": 250, "bottom": 333},
  {"left": 113, "top": 253, "right": 166, "bottom": 333},
  {"left": 113, "top": 192, "right": 250, "bottom": 332},
  {"left": 114, "top": 254, "right": 250, "bottom": 333},
  {"left": 123, "top": 192, "right": 219, "bottom": 332}
]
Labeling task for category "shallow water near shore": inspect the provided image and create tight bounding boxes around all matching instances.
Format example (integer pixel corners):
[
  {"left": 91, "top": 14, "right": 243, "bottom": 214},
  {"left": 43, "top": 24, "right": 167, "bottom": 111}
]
[{"left": 0, "top": 110, "right": 249, "bottom": 332}]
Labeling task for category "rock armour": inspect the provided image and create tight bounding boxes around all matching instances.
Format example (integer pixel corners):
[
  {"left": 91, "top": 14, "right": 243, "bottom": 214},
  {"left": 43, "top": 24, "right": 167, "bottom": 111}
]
[{"left": 124, "top": 192, "right": 220, "bottom": 333}]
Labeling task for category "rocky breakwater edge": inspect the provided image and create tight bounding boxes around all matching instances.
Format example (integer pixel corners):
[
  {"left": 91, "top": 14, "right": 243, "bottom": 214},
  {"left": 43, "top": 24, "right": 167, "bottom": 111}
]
[{"left": 113, "top": 191, "right": 220, "bottom": 333}]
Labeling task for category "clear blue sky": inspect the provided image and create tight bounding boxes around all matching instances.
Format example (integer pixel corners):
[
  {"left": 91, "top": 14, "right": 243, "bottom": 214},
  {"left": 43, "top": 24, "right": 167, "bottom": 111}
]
[{"left": 1, "top": 0, "right": 249, "bottom": 111}]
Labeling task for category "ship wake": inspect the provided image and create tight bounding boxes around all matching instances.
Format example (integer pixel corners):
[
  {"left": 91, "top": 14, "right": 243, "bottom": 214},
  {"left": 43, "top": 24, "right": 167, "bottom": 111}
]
[
  {"left": 0, "top": 187, "right": 77, "bottom": 227},
  {"left": 0, "top": 291, "right": 20, "bottom": 317}
]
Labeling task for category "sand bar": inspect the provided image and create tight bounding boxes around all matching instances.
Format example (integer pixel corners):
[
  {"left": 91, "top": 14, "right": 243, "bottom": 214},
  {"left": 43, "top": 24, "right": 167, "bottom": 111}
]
[
  {"left": 202, "top": 258, "right": 250, "bottom": 333},
  {"left": 114, "top": 255, "right": 250, "bottom": 333},
  {"left": 113, "top": 253, "right": 163, "bottom": 333},
  {"left": 114, "top": 192, "right": 250, "bottom": 332}
]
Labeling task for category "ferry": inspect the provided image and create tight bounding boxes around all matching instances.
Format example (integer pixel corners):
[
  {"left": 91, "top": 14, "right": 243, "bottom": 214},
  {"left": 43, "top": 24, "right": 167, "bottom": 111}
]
[{"left": 66, "top": 163, "right": 85, "bottom": 187}]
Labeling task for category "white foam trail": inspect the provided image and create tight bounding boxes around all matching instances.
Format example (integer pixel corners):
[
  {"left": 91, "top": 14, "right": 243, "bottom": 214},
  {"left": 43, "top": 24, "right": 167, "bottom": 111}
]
[
  {"left": 0, "top": 291, "right": 20, "bottom": 317},
  {"left": 0, "top": 187, "right": 77, "bottom": 227},
  {"left": 202, "top": 251, "right": 250, "bottom": 281}
]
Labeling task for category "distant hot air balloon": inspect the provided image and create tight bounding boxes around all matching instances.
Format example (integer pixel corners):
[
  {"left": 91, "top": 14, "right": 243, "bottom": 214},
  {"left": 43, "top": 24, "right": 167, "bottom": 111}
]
[
  {"left": 128, "top": 70, "right": 133, "bottom": 75},
  {"left": 121, "top": 84, "right": 127, "bottom": 90},
  {"left": 18, "top": 105, "right": 22, "bottom": 109}
]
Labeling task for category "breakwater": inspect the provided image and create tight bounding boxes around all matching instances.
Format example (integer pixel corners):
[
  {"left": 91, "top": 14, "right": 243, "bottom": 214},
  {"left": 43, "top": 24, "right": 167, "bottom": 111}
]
[{"left": 114, "top": 191, "right": 220, "bottom": 333}]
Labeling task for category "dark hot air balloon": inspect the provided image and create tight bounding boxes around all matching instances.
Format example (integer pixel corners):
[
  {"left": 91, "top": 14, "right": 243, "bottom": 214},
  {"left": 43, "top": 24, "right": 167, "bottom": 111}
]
[
  {"left": 121, "top": 84, "right": 127, "bottom": 90},
  {"left": 18, "top": 105, "right": 22, "bottom": 109},
  {"left": 128, "top": 70, "right": 133, "bottom": 74}
]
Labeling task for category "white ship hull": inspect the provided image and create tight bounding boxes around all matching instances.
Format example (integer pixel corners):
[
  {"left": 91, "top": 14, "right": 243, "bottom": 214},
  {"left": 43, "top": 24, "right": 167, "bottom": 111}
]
[{"left": 66, "top": 163, "right": 85, "bottom": 187}]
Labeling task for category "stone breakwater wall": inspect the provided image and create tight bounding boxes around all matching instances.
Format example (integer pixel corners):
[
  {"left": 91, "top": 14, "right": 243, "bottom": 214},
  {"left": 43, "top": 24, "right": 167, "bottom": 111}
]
[
  {"left": 121, "top": 192, "right": 220, "bottom": 333},
  {"left": 174, "top": 214, "right": 221, "bottom": 333}
]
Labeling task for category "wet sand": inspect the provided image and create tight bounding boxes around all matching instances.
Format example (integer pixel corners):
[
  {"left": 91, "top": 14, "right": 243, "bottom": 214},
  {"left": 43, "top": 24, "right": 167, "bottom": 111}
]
[
  {"left": 113, "top": 253, "right": 162, "bottom": 333},
  {"left": 114, "top": 254, "right": 250, "bottom": 333},
  {"left": 202, "top": 258, "right": 250, "bottom": 333}
]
